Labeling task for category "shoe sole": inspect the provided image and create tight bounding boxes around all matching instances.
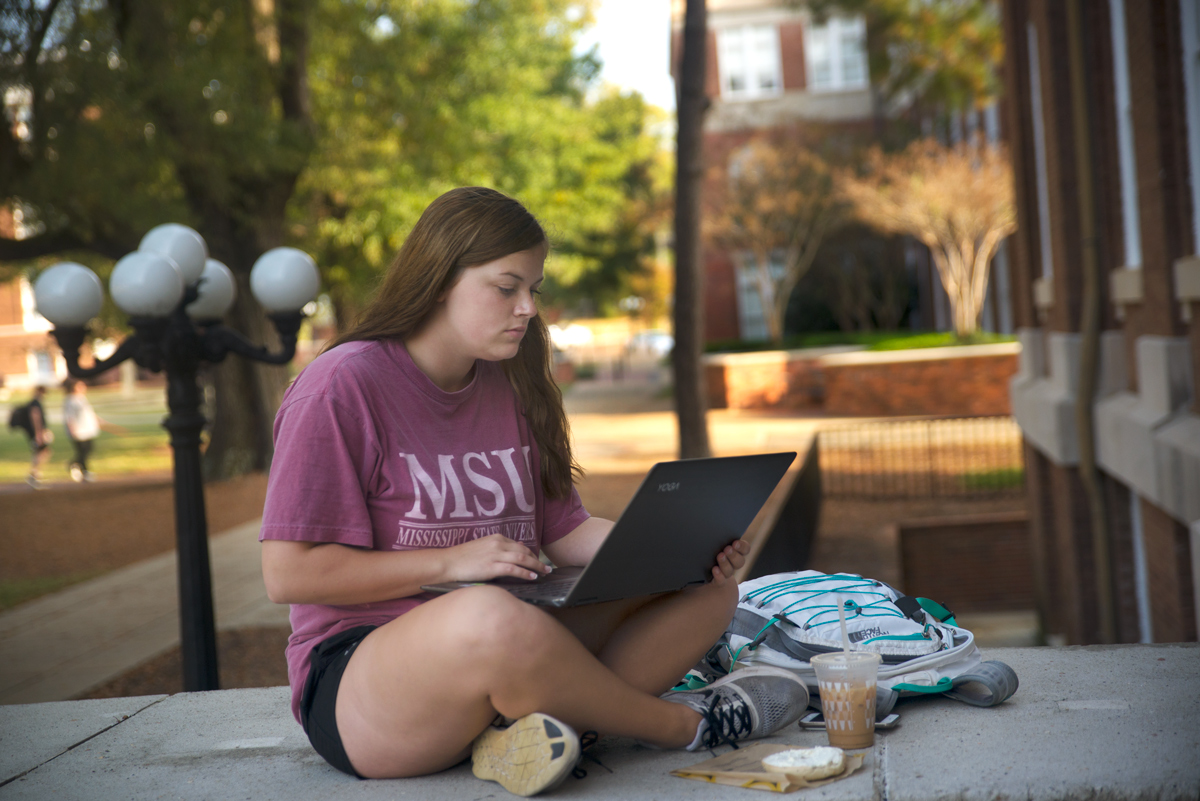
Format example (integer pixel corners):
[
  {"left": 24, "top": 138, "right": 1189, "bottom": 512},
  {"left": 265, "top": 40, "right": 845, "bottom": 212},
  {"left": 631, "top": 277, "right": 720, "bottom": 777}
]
[{"left": 471, "top": 713, "right": 580, "bottom": 797}]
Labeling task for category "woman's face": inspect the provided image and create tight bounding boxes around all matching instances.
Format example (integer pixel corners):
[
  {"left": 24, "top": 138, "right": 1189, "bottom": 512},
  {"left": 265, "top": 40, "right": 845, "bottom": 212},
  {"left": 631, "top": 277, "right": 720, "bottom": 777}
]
[{"left": 432, "top": 244, "right": 546, "bottom": 364}]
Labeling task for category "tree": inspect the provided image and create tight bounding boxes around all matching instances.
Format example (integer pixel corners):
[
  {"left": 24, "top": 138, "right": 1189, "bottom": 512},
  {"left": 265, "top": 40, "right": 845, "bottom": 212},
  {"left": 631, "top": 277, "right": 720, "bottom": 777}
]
[
  {"left": 707, "top": 134, "right": 849, "bottom": 345},
  {"left": 2, "top": 0, "right": 663, "bottom": 475},
  {"left": 2, "top": 0, "right": 319, "bottom": 478},
  {"left": 673, "top": 0, "right": 711, "bottom": 459},
  {"left": 806, "top": 0, "right": 1004, "bottom": 115},
  {"left": 840, "top": 136, "right": 1015, "bottom": 338}
]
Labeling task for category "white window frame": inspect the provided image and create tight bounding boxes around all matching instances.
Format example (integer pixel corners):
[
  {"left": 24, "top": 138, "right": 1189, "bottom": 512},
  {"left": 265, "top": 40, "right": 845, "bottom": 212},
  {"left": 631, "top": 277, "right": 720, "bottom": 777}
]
[
  {"left": 1180, "top": 0, "right": 1200, "bottom": 252},
  {"left": 716, "top": 24, "right": 783, "bottom": 101},
  {"left": 1110, "top": 0, "right": 1143, "bottom": 268},
  {"left": 803, "top": 15, "right": 869, "bottom": 93},
  {"left": 1028, "top": 23, "right": 1055, "bottom": 280}
]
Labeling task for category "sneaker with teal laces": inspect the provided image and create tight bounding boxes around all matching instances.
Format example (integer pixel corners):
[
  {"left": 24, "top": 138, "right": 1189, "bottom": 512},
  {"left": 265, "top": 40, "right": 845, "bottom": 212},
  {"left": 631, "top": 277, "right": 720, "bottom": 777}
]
[{"left": 662, "top": 666, "right": 810, "bottom": 750}]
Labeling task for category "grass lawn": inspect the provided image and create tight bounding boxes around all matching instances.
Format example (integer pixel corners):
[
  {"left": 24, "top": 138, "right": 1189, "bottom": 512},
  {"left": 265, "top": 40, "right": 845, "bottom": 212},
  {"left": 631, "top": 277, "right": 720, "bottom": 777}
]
[
  {"left": 0, "top": 572, "right": 106, "bottom": 612},
  {"left": 1, "top": 384, "right": 173, "bottom": 483},
  {"left": 706, "top": 330, "right": 1017, "bottom": 355}
]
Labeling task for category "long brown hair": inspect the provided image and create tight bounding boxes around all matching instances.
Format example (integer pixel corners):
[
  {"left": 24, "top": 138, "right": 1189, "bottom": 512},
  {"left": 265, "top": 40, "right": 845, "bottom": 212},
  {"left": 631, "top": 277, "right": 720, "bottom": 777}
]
[{"left": 326, "top": 187, "right": 582, "bottom": 498}]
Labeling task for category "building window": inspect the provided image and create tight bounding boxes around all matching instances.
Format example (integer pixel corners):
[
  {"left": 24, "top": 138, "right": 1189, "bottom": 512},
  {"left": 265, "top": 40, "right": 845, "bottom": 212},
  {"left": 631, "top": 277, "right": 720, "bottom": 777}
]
[
  {"left": 717, "top": 24, "right": 782, "bottom": 100},
  {"left": 1180, "top": 0, "right": 1200, "bottom": 252},
  {"left": 804, "top": 15, "right": 868, "bottom": 92},
  {"left": 735, "top": 253, "right": 785, "bottom": 342},
  {"left": 1110, "top": 0, "right": 1143, "bottom": 268},
  {"left": 1027, "top": 23, "right": 1055, "bottom": 280}
]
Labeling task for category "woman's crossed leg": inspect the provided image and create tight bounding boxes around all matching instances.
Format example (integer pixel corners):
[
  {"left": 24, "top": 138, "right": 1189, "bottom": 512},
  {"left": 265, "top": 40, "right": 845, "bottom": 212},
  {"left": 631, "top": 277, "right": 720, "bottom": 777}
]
[{"left": 335, "top": 578, "right": 739, "bottom": 779}]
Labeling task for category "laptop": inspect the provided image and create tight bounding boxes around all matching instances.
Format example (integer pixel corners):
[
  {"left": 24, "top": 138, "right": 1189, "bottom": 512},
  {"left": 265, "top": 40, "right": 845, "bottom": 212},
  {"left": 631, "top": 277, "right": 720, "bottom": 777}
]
[{"left": 421, "top": 451, "right": 796, "bottom": 607}]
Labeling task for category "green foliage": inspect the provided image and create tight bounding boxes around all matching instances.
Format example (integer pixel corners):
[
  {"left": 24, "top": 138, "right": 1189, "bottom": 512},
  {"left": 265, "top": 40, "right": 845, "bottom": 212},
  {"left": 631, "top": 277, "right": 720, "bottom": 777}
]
[
  {"left": 705, "top": 330, "right": 1015, "bottom": 354},
  {"left": 961, "top": 467, "right": 1024, "bottom": 491},
  {"left": 0, "top": 572, "right": 105, "bottom": 611},
  {"left": 3, "top": 0, "right": 668, "bottom": 323},
  {"left": 293, "top": 0, "right": 668, "bottom": 322},
  {"left": 806, "top": 0, "right": 1004, "bottom": 113}
]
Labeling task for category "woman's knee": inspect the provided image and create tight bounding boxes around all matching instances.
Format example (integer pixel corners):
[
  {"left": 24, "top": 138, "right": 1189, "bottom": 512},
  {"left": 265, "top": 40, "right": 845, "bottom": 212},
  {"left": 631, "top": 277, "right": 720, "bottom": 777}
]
[
  {"left": 440, "top": 586, "right": 557, "bottom": 662},
  {"left": 690, "top": 577, "right": 740, "bottom": 628}
]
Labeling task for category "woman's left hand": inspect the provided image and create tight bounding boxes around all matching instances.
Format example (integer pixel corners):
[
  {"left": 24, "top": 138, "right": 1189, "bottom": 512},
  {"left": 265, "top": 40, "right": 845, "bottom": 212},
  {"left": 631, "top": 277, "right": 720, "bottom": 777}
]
[{"left": 711, "top": 539, "right": 750, "bottom": 587}]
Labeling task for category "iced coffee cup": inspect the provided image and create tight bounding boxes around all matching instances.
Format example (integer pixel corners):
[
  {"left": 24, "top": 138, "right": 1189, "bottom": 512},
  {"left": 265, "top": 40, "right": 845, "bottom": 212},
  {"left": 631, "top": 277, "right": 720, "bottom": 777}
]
[{"left": 810, "top": 651, "right": 882, "bottom": 749}]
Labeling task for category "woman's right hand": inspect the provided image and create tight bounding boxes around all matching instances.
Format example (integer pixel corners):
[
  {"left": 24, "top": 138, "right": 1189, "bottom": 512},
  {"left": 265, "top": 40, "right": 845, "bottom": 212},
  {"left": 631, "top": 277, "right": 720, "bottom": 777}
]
[{"left": 442, "top": 534, "right": 552, "bottom": 582}]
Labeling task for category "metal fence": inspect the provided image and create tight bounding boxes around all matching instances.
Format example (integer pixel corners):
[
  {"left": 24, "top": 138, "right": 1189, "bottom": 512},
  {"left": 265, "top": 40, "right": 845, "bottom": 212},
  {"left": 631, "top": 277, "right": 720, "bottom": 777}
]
[{"left": 818, "top": 416, "right": 1025, "bottom": 500}]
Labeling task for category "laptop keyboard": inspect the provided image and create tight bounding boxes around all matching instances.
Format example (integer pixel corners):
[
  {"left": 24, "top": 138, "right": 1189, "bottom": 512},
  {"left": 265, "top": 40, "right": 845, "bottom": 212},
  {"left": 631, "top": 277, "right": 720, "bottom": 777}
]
[{"left": 509, "top": 579, "right": 576, "bottom": 600}]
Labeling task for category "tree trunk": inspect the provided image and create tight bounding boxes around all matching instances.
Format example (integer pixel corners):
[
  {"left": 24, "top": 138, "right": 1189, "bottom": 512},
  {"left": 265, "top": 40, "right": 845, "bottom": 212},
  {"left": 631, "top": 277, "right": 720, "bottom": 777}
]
[
  {"left": 199, "top": 212, "right": 292, "bottom": 480},
  {"left": 672, "top": 0, "right": 711, "bottom": 459}
]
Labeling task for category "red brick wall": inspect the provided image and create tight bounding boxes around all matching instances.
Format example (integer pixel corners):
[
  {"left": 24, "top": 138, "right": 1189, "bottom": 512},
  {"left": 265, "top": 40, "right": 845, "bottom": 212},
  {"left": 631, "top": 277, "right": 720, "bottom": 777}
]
[
  {"left": 1141, "top": 498, "right": 1198, "bottom": 643},
  {"left": 779, "top": 21, "right": 806, "bottom": 91},
  {"left": 897, "top": 512, "right": 1034, "bottom": 612},
  {"left": 0, "top": 280, "right": 22, "bottom": 326},
  {"left": 822, "top": 354, "right": 1018, "bottom": 417},
  {"left": 707, "top": 350, "right": 1018, "bottom": 416},
  {"left": 704, "top": 249, "right": 741, "bottom": 343}
]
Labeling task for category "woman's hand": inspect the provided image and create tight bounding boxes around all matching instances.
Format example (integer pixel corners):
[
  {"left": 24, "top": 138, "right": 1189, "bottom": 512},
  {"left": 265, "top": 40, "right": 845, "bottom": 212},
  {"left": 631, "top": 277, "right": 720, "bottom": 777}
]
[
  {"left": 710, "top": 539, "right": 750, "bottom": 587},
  {"left": 443, "top": 534, "right": 552, "bottom": 582}
]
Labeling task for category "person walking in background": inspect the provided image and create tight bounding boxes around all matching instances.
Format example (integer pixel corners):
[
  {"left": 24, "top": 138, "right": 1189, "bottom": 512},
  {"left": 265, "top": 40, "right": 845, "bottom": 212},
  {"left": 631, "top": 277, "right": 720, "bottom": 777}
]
[
  {"left": 9, "top": 385, "right": 52, "bottom": 488},
  {"left": 62, "top": 378, "right": 102, "bottom": 482}
]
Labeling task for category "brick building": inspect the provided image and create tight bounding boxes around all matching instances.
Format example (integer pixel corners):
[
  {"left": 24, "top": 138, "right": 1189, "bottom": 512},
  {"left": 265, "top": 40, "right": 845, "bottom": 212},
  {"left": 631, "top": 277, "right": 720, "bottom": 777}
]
[
  {"left": 669, "top": 0, "right": 1015, "bottom": 343},
  {"left": 0, "top": 275, "right": 60, "bottom": 392},
  {"left": 1004, "top": 0, "right": 1199, "bottom": 643},
  {"left": 0, "top": 207, "right": 61, "bottom": 393}
]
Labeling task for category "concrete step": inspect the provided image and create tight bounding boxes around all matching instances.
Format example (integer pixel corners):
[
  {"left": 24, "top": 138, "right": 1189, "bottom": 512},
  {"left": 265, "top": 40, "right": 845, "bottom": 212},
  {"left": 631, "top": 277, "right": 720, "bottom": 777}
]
[{"left": 1, "top": 644, "right": 1196, "bottom": 800}]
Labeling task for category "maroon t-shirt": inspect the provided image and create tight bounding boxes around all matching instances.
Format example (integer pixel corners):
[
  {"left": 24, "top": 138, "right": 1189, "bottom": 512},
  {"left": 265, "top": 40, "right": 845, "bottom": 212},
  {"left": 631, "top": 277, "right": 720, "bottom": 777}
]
[{"left": 260, "top": 339, "right": 589, "bottom": 721}]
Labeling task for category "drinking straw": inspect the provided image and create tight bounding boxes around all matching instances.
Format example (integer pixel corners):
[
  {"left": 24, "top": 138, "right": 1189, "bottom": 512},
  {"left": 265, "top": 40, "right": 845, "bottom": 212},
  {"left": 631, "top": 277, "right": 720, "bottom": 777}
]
[{"left": 837, "top": 595, "right": 852, "bottom": 654}]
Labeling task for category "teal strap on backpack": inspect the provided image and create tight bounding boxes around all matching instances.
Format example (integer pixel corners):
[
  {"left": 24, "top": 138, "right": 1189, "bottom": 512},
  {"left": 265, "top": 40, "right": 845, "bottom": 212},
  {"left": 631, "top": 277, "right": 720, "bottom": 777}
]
[{"left": 916, "top": 597, "right": 957, "bottom": 626}]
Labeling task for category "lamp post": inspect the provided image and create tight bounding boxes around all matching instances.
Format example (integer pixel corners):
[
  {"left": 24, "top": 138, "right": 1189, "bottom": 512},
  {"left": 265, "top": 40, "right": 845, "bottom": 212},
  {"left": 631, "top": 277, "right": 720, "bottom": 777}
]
[{"left": 34, "top": 225, "right": 319, "bottom": 692}]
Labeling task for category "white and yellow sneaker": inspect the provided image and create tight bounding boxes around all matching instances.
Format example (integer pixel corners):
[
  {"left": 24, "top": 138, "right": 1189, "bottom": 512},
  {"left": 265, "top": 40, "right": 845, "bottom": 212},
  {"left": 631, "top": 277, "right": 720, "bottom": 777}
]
[{"left": 471, "top": 712, "right": 580, "bottom": 797}]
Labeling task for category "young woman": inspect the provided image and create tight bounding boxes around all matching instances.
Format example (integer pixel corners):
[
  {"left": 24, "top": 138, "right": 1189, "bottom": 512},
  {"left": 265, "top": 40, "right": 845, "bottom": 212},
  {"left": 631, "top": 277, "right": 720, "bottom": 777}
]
[
  {"left": 62, "top": 379, "right": 102, "bottom": 482},
  {"left": 260, "top": 187, "right": 808, "bottom": 796}
]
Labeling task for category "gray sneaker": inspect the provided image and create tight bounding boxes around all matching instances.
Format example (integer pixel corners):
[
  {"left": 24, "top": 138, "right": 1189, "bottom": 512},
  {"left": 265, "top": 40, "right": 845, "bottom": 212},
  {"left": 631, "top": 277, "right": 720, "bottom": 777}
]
[{"left": 663, "top": 666, "right": 809, "bottom": 750}]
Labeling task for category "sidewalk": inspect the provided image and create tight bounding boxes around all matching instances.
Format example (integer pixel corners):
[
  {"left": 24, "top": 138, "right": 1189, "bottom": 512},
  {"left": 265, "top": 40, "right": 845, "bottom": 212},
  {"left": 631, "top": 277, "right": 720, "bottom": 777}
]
[
  {"left": 2, "top": 644, "right": 1196, "bottom": 799},
  {"left": 0, "top": 519, "right": 287, "bottom": 706}
]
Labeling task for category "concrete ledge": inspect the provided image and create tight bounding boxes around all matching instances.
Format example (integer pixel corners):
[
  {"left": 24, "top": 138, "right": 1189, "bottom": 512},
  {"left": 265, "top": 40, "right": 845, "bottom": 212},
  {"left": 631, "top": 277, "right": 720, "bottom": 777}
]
[
  {"left": 1110, "top": 267, "right": 1145, "bottom": 305},
  {"left": 1174, "top": 256, "right": 1200, "bottom": 302},
  {"left": 2, "top": 645, "right": 1196, "bottom": 799},
  {"left": 817, "top": 341, "right": 1020, "bottom": 367},
  {"left": 1010, "top": 330, "right": 1081, "bottom": 464},
  {"left": 1096, "top": 337, "right": 1196, "bottom": 512}
]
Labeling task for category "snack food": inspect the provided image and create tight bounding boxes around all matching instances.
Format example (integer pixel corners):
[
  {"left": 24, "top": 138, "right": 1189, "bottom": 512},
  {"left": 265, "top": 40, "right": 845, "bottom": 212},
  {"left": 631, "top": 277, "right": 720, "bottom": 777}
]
[{"left": 761, "top": 746, "right": 846, "bottom": 780}]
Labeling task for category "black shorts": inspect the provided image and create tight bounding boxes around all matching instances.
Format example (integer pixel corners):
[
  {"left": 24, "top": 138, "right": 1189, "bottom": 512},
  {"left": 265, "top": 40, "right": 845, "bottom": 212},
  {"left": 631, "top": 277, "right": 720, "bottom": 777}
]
[{"left": 299, "top": 625, "right": 377, "bottom": 778}]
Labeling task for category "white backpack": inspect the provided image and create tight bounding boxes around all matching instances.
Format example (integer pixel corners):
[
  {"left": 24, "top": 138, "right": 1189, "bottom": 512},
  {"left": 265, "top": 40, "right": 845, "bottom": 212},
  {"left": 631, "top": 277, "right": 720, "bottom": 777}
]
[{"left": 697, "top": 571, "right": 1019, "bottom": 718}]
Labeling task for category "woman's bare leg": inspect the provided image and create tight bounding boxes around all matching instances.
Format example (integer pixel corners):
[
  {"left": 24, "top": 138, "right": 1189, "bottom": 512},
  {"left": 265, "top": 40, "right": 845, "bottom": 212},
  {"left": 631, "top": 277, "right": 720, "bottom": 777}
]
[
  {"left": 335, "top": 585, "right": 707, "bottom": 779},
  {"left": 550, "top": 576, "right": 739, "bottom": 695}
]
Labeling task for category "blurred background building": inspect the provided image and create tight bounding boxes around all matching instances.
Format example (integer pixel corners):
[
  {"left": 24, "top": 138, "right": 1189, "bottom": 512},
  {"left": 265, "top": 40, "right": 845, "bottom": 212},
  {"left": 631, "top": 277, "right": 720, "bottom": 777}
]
[
  {"left": 1004, "top": 0, "right": 1199, "bottom": 644},
  {"left": 670, "top": 0, "right": 1015, "bottom": 345}
]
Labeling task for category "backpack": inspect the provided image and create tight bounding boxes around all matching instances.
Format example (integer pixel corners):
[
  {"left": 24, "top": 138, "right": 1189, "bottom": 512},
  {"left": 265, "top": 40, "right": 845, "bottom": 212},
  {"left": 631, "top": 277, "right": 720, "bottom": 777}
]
[
  {"left": 8, "top": 402, "right": 33, "bottom": 435},
  {"left": 692, "top": 571, "right": 1019, "bottom": 719}
]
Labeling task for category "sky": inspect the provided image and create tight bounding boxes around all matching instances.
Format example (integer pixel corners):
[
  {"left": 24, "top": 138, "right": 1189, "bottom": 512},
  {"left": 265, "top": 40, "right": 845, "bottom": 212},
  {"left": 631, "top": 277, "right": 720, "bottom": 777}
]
[{"left": 575, "top": 0, "right": 676, "bottom": 111}]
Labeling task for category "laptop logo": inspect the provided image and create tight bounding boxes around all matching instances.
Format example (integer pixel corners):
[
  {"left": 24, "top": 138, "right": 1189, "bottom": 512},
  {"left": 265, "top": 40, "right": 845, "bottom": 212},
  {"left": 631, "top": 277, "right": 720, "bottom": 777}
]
[{"left": 658, "top": 482, "right": 680, "bottom": 492}]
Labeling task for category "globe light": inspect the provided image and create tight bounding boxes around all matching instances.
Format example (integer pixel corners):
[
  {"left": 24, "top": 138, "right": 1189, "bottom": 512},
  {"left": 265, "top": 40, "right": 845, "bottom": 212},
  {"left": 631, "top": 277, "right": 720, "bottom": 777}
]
[
  {"left": 110, "top": 251, "right": 185, "bottom": 317},
  {"left": 33, "top": 262, "right": 104, "bottom": 327},
  {"left": 139, "top": 223, "right": 208, "bottom": 285},
  {"left": 186, "top": 259, "right": 238, "bottom": 321},
  {"left": 250, "top": 247, "right": 320, "bottom": 313}
]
